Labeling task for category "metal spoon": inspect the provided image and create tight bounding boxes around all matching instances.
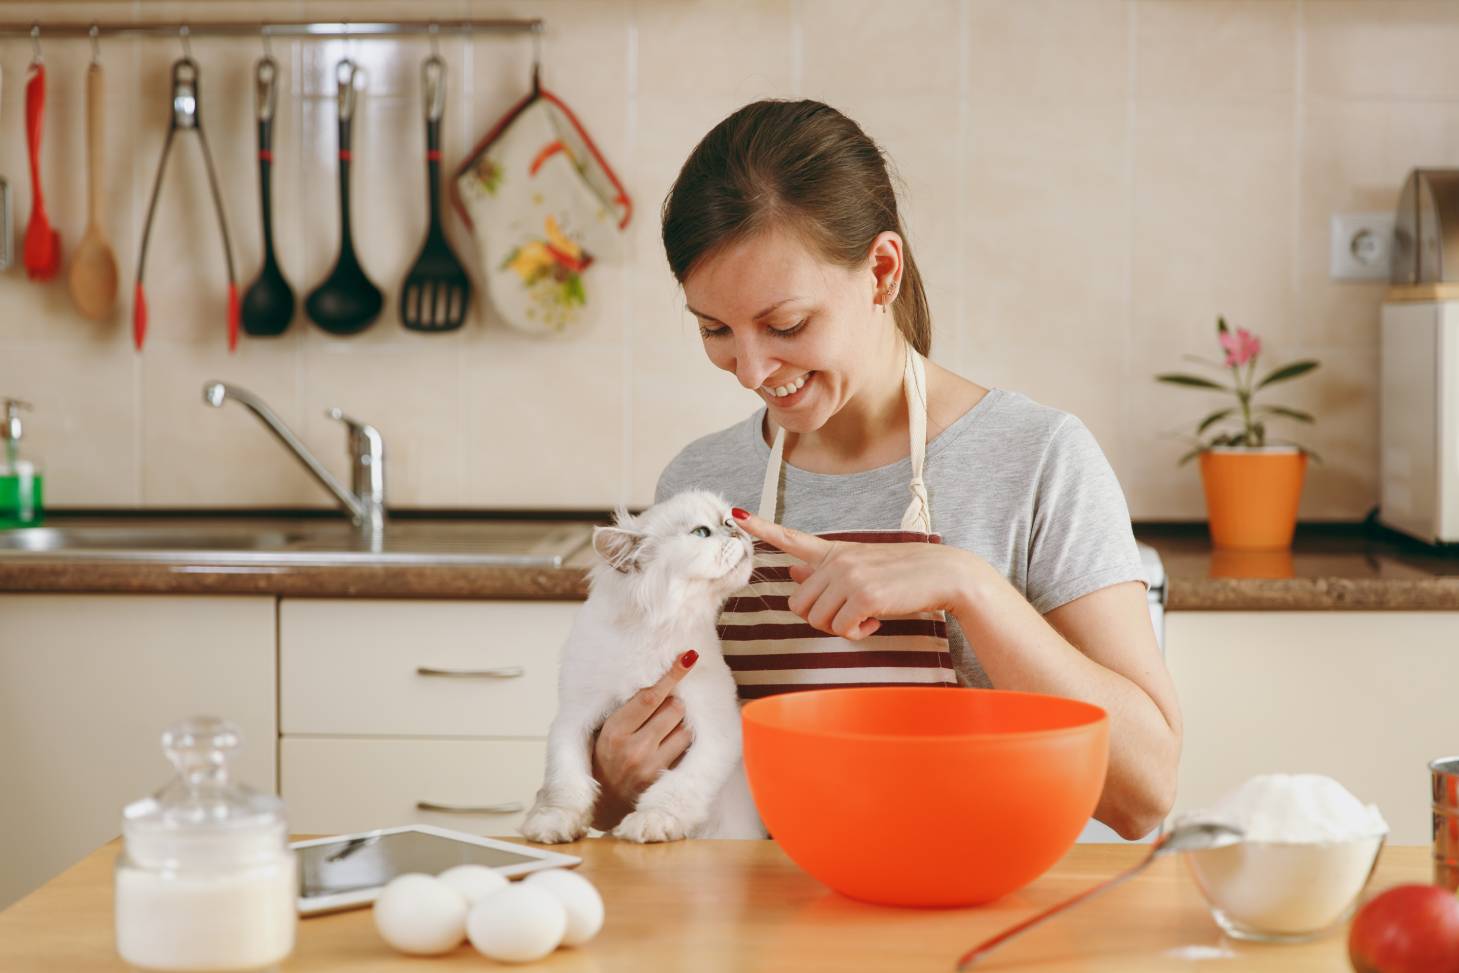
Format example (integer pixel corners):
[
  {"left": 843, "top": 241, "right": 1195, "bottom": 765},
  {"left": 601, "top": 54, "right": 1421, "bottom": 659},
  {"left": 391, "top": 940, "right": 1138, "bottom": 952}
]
[
  {"left": 305, "top": 59, "right": 382, "bottom": 336},
  {"left": 953, "top": 820, "right": 1244, "bottom": 969},
  {"left": 240, "top": 57, "right": 294, "bottom": 336}
]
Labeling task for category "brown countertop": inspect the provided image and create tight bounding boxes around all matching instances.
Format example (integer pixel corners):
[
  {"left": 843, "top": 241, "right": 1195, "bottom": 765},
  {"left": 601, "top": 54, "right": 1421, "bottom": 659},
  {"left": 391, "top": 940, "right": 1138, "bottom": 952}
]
[{"left": 0, "top": 513, "right": 1455, "bottom": 610}]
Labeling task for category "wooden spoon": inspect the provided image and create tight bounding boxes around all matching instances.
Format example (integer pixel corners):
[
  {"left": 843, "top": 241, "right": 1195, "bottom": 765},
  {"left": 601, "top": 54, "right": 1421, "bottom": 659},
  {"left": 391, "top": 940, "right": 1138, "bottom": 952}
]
[{"left": 69, "top": 62, "right": 119, "bottom": 320}]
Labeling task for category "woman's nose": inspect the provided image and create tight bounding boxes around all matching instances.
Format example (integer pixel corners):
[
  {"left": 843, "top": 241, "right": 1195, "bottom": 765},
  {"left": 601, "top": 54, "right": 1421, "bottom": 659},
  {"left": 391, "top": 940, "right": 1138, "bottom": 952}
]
[{"left": 733, "top": 347, "right": 774, "bottom": 391}]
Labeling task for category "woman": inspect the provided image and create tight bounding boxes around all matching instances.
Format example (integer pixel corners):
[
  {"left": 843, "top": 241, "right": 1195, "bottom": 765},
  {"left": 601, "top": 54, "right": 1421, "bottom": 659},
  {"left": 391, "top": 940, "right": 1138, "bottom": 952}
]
[{"left": 591, "top": 100, "right": 1181, "bottom": 841}]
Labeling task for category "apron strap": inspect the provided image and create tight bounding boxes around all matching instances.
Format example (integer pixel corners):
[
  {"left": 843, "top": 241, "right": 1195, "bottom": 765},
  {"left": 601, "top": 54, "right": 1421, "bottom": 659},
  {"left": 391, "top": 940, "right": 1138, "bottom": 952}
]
[
  {"left": 900, "top": 346, "right": 933, "bottom": 534},
  {"left": 757, "top": 342, "right": 933, "bottom": 531}
]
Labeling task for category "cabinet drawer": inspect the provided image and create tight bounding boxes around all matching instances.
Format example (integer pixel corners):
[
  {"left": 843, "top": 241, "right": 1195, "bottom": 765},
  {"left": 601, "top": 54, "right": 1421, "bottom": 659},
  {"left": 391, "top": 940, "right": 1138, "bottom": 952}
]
[
  {"left": 281, "top": 599, "right": 578, "bottom": 737},
  {"left": 281, "top": 737, "right": 546, "bottom": 836}
]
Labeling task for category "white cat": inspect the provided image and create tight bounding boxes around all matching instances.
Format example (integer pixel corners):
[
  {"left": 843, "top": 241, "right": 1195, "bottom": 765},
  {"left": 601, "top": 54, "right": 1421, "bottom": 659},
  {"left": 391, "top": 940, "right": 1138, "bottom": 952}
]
[{"left": 519, "top": 490, "right": 766, "bottom": 844}]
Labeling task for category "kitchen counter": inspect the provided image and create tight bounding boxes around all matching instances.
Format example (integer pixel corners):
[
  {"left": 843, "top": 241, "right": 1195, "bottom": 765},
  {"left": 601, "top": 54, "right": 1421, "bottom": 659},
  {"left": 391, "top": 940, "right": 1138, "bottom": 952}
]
[
  {"left": 0, "top": 837, "right": 1431, "bottom": 972},
  {"left": 0, "top": 513, "right": 1455, "bottom": 610}
]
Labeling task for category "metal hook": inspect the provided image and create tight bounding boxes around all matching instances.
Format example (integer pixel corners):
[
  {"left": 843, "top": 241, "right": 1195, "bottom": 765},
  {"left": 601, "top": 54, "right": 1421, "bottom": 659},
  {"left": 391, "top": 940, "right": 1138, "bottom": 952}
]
[
  {"left": 178, "top": 23, "right": 192, "bottom": 60},
  {"left": 261, "top": 26, "right": 273, "bottom": 60},
  {"left": 29, "top": 22, "right": 41, "bottom": 64},
  {"left": 531, "top": 22, "right": 542, "bottom": 92},
  {"left": 428, "top": 22, "right": 440, "bottom": 58},
  {"left": 89, "top": 24, "right": 100, "bottom": 65}
]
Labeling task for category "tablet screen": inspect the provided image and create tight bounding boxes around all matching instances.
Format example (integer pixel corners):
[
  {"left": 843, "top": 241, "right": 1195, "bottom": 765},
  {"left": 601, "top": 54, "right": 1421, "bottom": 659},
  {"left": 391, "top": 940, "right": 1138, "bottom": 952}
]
[{"left": 297, "top": 830, "right": 546, "bottom": 899}]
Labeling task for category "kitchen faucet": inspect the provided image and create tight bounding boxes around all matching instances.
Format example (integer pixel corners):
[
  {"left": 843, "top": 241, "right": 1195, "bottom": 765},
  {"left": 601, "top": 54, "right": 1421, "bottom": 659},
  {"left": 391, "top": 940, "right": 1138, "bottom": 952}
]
[{"left": 202, "top": 381, "right": 386, "bottom": 533}]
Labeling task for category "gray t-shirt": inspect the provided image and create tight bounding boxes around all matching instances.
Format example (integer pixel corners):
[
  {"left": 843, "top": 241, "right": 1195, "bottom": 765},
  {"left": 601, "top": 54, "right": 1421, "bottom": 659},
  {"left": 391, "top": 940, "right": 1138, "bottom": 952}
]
[{"left": 653, "top": 387, "right": 1148, "bottom": 688}]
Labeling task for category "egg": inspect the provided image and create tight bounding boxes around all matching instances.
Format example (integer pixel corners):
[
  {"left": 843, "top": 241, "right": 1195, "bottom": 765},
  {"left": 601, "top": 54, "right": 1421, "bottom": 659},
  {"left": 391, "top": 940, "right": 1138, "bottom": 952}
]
[
  {"left": 372, "top": 873, "right": 467, "bottom": 955},
  {"left": 438, "top": 864, "right": 509, "bottom": 905},
  {"left": 466, "top": 884, "right": 567, "bottom": 963},
  {"left": 523, "top": 869, "right": 605, "bottom": 946}
]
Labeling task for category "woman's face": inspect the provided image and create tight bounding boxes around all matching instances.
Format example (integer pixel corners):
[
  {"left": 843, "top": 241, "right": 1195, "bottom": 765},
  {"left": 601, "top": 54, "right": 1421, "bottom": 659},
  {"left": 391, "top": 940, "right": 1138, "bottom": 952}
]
[{"left": 682, "top": 224, "right": 900, "bottom": 435}]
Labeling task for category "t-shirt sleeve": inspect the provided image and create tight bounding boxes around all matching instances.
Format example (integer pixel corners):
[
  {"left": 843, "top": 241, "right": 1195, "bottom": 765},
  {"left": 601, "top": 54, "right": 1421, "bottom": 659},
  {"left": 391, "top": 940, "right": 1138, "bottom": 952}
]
[{"left": 1026, "top": 416, "right": 1149, "bottom": 614}]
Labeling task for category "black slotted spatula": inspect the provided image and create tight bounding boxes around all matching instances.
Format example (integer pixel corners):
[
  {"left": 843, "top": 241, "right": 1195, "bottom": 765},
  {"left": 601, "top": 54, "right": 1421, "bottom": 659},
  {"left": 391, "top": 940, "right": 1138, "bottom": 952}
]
[{"left": 400, "top": 55, "right": 471, "bottom": 332}]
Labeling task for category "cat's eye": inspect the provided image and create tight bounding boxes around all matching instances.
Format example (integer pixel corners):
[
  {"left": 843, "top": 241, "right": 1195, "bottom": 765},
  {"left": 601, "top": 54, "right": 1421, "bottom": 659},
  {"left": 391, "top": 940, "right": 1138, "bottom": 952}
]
[{"left": 690, "top": 525, "right": 713, "bottom": 538}]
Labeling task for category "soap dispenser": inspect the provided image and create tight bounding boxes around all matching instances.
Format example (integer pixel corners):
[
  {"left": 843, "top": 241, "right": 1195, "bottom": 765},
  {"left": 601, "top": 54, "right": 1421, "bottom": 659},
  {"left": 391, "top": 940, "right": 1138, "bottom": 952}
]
[{"left": 1, "top": 398, "right": 44, "bottom": 528}]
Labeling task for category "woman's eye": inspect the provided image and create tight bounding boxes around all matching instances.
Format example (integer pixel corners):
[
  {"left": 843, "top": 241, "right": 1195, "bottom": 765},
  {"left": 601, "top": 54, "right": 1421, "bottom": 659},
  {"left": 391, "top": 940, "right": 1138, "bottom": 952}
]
[
  {"left": 691, "top": 525, "right": 712, "bottom": 538},
  {"left": 770, "top": 319, "right": 807, "bottom": 338},
  {"left": 697, "top": 319, "right": 807, "bottom": 339}
]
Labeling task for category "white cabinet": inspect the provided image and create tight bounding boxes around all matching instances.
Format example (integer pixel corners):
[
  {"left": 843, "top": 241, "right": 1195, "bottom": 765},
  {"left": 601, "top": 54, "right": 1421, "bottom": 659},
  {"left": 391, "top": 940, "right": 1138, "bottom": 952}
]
[
  {"left": 1165, "top": 611, "right": 1459, "bottom": 844},
  {"left": 278, "top": 599, "right": 579, "bottom": 837},
  {"left": 0, "top": 594, "right": 276, "bottom": 910}
]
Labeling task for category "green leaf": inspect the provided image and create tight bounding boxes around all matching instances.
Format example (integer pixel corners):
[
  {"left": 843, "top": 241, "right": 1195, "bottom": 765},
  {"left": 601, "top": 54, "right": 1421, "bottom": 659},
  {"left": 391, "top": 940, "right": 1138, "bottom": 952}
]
[
  {"left": 1177, "top": 446, "right": 1204, "bottom": 466},
  {"left": 1217, "top": 315, "right": 1230, "bottom": 335},
  {"left": 1255, "top": 360, "right": 1319, "bottom": 390},
  {"left": 1257, "top": 405, "right": 1316, "bottom": 424},
  {"left": 1196, "top": 408, "right": 1235, "bottom": 433},
  {"left": 1155, "top": 373, "right": 1231, "bottom": 391}
]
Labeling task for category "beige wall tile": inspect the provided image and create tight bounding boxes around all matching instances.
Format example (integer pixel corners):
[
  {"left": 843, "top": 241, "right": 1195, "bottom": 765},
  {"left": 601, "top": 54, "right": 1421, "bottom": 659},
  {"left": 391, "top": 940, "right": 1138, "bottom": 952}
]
[
  {"left": 635, "top": 0, "right": 792, "bottom": 101},
  {"left": 140, "top": 339, "right": 323, "bottom": 507},
  {"left": 1131, "top": 98, "right": 1297, "bottom": 367},
  {"left": 1136, "top": 0, "right": 1296, "bottom": 101},
  {"left": 1305, "top": 0, "right": 1459, "bottom": 99},
  {"left": 0, "top": 339, "right": 140, "bottom": 505},
  {"left": 800, "top": 0, "right": 959, "bottom": 99},
  {"left": 460, "top": 333, "right": 625, "bottom": 507},
  {"left": 966, "top": 0, "right": 1129, "bottom": 106}
]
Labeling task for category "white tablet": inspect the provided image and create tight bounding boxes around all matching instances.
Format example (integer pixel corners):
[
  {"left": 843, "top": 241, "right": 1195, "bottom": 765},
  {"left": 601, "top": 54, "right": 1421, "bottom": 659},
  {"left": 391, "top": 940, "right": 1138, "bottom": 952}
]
[{"left": 291, "top": 824, "right": 582, "bottom": 916}]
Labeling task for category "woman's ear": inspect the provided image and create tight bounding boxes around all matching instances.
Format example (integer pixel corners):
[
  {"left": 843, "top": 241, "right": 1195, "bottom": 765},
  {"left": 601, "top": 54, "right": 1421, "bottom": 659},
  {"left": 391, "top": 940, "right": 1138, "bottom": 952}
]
[
  {"left": 593, "top": 525, "right": 645, "bottom": 573},
  {"left": 866, "top": 230, "right": 904, "bottom": 302}
]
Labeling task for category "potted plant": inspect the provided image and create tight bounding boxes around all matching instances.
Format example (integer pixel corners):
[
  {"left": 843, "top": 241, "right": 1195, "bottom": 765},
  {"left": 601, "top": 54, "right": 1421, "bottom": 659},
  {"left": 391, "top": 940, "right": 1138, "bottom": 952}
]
[{"left": 1156, "top": 317, "right": 1320, "bottom": 550}]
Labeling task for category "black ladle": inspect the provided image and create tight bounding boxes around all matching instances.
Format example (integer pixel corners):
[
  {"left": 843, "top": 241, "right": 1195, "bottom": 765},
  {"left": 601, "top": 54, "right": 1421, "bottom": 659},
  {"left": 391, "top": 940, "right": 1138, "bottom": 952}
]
[
  {"left": 305, "top": 59, "right": 382, "bottom": 335},
  {"left": 241, "top": 57, "right": 294, "bottom": 336}
]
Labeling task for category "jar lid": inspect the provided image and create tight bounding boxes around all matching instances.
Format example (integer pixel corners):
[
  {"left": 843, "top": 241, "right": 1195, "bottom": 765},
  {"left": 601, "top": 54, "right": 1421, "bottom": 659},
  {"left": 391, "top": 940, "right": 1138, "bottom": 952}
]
[{"left": 122, "top": 717, "right": 287, "bottom": 867}]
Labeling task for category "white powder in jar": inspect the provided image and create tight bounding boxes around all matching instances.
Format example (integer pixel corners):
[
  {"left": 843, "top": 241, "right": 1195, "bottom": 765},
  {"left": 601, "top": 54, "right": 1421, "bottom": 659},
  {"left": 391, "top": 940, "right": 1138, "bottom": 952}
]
[
  {"left": 115, "top": 858, "right": 296, "bottom": 972},
  {"left": 1205, "top": 773, "right": 1388, "bottom": 842},
  {"left": 1183, "top": 774, "right": 1390, "bottom": 939}
]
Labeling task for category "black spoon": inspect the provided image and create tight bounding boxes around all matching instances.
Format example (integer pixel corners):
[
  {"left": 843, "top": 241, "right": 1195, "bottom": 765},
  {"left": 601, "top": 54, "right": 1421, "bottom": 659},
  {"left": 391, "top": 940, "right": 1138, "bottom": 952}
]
[
  {"left": 305, "top": 59, "right": 382, "bottom": 335},
  {"left": 241, "top": 57, "right": 294, "bottom": 336}
]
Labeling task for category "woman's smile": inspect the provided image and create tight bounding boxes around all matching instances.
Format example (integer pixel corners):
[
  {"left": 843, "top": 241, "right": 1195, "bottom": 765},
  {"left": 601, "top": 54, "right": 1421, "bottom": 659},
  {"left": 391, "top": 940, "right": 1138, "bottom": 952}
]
[{"left": 761, "top": 370, "right": 815, "bottom": 406}]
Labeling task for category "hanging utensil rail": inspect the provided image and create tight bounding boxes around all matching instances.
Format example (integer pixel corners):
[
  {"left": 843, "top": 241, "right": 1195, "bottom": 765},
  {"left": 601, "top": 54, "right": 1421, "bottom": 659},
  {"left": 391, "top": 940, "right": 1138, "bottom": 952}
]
[{"left": 0, "top": 19, "right": 542, "bottom": 40}]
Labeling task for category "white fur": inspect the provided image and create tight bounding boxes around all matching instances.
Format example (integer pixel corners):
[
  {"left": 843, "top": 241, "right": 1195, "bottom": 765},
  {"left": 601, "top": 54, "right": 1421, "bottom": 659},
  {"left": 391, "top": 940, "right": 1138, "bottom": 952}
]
[{"left": 520, "top": 490, "right": 767, "bottom": 844}]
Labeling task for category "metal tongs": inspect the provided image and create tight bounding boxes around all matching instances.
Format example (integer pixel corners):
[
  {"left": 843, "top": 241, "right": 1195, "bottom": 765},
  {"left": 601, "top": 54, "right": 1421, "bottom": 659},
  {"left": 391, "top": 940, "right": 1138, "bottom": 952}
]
[{"left": 134, "top": 58, "right": 239, "bottom": 351}]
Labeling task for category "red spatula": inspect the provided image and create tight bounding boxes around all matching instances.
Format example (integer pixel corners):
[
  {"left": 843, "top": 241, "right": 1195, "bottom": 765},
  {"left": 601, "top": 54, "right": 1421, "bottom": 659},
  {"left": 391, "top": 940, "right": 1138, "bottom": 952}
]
[{"left": 23, "top": 63, "right": 60, "bottom": 281}]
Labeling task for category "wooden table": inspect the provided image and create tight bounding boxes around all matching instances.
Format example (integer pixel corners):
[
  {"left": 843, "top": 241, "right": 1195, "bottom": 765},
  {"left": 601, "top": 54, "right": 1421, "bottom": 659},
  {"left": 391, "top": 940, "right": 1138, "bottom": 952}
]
[{"left": 0, "top": 839, "right": 1430, "bottom": 971}]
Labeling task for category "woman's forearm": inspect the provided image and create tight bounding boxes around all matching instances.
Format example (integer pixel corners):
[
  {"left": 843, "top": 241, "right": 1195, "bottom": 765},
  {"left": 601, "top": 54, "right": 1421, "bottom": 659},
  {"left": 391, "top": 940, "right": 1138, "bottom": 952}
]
[{"left": 947, "top": 554, "right": 1180, "bottom": 840}]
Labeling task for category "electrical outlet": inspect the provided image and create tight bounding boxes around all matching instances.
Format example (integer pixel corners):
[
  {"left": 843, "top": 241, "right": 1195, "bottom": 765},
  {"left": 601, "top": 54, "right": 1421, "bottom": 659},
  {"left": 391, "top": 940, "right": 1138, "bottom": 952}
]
[{"left": 1330, "top": 212, "right": 1395, "bottom": 280}]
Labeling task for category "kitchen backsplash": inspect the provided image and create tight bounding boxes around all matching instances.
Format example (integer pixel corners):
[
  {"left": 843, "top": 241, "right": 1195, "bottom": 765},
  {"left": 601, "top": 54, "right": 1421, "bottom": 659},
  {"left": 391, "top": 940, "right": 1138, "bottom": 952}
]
[{"left": 0, "top": 0, "right": 1445, "bottom": 518}]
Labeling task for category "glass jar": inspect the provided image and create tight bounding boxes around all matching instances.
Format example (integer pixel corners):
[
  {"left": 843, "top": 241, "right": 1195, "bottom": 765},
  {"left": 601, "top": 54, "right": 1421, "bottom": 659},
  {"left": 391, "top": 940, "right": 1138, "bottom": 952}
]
[{"left": 114, "top": 717, "right": 297, "bottom": 972}]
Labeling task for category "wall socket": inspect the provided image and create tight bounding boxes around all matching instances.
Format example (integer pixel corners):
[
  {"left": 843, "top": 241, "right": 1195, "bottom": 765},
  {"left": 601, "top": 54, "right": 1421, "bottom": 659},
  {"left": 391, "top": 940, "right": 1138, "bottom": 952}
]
[{"left": 1330, "top": 212, "right": 1395, "bottom": 280}]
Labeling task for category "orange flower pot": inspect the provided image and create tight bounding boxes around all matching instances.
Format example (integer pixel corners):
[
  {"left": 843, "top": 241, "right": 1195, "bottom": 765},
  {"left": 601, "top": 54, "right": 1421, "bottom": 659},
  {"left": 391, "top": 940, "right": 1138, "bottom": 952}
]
[{"left": 1199, "top": 447, "right": 1307, "bottom": 550}]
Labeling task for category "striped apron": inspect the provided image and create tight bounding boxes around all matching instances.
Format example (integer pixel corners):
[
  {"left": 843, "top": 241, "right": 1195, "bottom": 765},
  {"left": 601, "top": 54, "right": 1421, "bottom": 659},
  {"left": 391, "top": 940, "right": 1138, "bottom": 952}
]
[{"left": 717, "top": 345, "right": 959, "bottom": 700}]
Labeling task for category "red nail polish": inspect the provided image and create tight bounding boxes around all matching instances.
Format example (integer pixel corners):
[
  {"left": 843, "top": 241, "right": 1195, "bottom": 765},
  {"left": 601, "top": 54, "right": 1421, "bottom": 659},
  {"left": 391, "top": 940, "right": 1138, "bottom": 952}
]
[
  {"left": 680, "top": 650, "right": 699, "bottom": 669},
  {"left": 731, "top": 507, "right": 749, "bottom": 520}
]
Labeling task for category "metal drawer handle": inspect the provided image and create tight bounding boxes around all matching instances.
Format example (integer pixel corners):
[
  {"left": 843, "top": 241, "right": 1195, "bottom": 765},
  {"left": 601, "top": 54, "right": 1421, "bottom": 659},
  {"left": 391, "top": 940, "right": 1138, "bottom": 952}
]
[
  {"left": 417, "top": 800, "right": 525, "bottom": 815},
  {"left": 415, "top": 666, "right": 525, "bottom": 679}
]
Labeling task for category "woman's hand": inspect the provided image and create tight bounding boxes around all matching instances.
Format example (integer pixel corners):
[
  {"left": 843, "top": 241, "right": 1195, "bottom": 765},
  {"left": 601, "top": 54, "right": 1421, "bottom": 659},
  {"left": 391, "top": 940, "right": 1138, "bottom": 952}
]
[
  {"left": 730, "top": 508, "right": 973, "bottom": 640},
  {"left": 589, "top": 650, "right": 698, "bottom": 831}
]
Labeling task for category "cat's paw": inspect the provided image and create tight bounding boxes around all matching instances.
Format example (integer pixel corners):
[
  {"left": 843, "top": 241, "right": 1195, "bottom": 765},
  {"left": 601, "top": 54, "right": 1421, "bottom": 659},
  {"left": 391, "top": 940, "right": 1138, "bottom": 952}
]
[
  {"left": 613, "top": 807, "right": 694, "bottom": 844},
  {"left": 519, "top": 804, "right": 592, "bottom": 845}
]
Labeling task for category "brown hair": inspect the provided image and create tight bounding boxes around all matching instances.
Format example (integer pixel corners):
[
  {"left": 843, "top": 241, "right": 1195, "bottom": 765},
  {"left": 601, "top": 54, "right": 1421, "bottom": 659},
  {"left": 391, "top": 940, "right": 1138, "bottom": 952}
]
[{"left": 660, "top": 99, "right": 932, "bottom": 356}]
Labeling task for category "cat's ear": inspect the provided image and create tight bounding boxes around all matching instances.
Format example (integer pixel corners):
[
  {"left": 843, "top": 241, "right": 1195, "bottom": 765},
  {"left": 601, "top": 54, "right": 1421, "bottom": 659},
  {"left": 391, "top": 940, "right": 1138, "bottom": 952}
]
[{"left": 593, "top": 525, "right": 645, "bottom": 573}]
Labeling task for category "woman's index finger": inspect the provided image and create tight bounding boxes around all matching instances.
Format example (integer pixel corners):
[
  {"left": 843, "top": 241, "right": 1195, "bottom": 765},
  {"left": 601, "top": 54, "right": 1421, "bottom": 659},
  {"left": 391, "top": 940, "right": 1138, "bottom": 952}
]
[{"left": 732, "top": 508, "right": 832, "bottom": 564}]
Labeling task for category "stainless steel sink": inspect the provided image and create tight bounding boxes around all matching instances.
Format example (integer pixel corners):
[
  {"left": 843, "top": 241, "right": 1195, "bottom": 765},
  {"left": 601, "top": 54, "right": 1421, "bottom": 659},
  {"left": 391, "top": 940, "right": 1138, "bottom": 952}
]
[{"left": 0, "top": 518, "right": 594, "bottom": 568}]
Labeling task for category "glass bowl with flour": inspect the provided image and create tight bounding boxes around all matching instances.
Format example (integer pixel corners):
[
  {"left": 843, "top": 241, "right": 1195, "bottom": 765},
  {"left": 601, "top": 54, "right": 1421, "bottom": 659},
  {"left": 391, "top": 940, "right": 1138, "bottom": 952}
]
[{"left": 1178, "top": 773, "right": 1388, "bottom": 943}]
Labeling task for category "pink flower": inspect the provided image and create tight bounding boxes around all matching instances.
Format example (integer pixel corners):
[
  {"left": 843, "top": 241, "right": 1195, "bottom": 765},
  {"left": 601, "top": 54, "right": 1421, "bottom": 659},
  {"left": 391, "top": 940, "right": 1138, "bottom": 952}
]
[{"left": 1219, "top": 328, "right": 1261, "bottom": 367}]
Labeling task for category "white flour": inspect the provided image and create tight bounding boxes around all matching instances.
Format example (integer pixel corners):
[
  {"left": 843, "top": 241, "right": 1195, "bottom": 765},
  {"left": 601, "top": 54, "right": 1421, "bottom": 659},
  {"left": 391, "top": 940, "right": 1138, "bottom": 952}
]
[
  {"left": 1182, "top": 774, "right": 1389, "bottom": 938},
  {"left": 1205, "top": 773, "right": 1388, "bottom": 842}
]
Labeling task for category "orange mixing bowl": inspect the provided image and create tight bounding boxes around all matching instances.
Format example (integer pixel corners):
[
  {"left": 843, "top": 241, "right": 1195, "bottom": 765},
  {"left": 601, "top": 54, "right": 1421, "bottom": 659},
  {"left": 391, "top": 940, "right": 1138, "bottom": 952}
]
[{"left": 741, "top": 686, "right": 1109, "bottom": 908}]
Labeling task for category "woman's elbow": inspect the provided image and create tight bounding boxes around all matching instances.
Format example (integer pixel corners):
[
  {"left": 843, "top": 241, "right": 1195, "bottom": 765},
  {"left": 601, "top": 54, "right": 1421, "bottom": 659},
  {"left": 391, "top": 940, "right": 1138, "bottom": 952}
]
[{"left": 1106, "top": 738, "right": 1181, "bottom": 840}]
